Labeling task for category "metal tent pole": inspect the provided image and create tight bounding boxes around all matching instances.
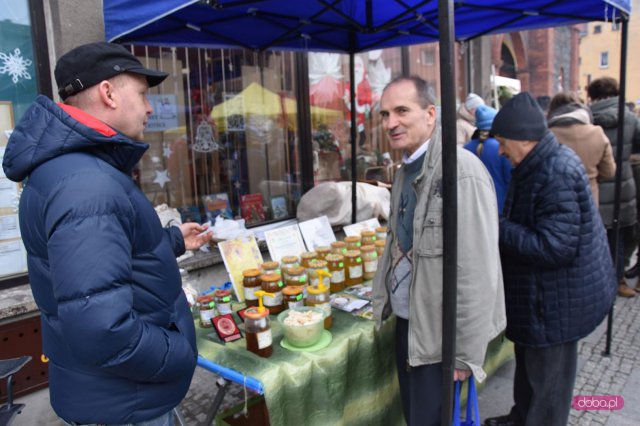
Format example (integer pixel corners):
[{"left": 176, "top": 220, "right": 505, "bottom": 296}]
[
  {"left": 349, "top": 49, "right": 358, "bottom": 224},
  {"left": 604, "top": 14, "right": 629, "bottom": 357},
  {"left": 438, "top": 0, "right": 458, "bottom": 424}
]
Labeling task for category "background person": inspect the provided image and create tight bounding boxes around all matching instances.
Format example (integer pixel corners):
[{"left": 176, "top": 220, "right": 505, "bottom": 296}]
[
  {"left": 2, "top": 42, "right": 212, "bottom": 425},
  {"left": 456, "top": 92, "right": 485, "bottom": 145},
  {"left": 372, "top": 76, "right": 505, "bottom": 426}
]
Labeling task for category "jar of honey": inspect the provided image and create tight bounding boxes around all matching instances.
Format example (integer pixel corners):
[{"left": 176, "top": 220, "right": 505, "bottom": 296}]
[
  {"left": 282, "top": 286, "right": 305, "bottom": 309},
  {"left": 374, "top": 239, "right": 386, "bottom": 257},
  {"left": 331, "top": 241, "right": 347, "bottom": 255},
  {"left": 285, "top": 266, "right": 308, "bottom": 298},
  {"left": 326, "top": 254, "right": 345, "bottom": 293},
  {"left": 307, "top": 260, "right": 330, "bottom": 288},
  {"left": 360, "top": 245, "right": 378, "bottom": 281},
  {"left": 299, "top": 251, "right": 318, "bottom": 268},
  {"left": 242, "top": 268, "right": 262, "bottom": 307},
  {"left": 306, "top": 282, "right": 332, "bottom": 329},
  {"left": 280, "top": 255, "right": 299, "bottom": 280},
  {"left": 214, "top": 289, "right": 233, "bottom": 315},
  {"left": 360, "top": 230, "right": 377, "bottom": 247},
  {"left": 261, "top": 261, "right": 281, "bottom": 276},
  {"left": 315, "top": 246, "right": 331, "bottom": 261},
  {"left": 344, "top": 236, "right": 361, "bottom": 251},
  {"left": 244, "top": 291, "right": 273, "bottom": 358},
  {"left": 197, "top": 295, "right": 216, "bottom": 328},
  {"left": 344, "top": 250, "right": 363, "bottom": 286},
  {"left": 260, "top": 273, "right": 285, "bottom": 314},
  {"left": 375, "top": 226, "right": 387, "bottom": 241}
]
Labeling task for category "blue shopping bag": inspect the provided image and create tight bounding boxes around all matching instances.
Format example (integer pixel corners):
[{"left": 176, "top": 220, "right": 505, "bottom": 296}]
[{"left": 453, "top": 377, "right": 480, "bottom": 426}]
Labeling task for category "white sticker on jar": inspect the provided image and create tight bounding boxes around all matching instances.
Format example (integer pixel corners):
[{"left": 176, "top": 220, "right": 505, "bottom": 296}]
[
  {"left": 256, "top": 329, "right": 273, "bottom": 349},
  {"left": 349, "top": 265, "right": 363, "bottom": 278},
  {"left": 263, "top": 291, "right": 284, "bottom": 306},
  {"left": 200, "top": 309, "right": 216, "bottom": 324},
  {"left": 364, "top": 260, "right": 378, "bottom": 273},
  {"left": 244, "top": 286, "right": 257, "bottom": 301}
]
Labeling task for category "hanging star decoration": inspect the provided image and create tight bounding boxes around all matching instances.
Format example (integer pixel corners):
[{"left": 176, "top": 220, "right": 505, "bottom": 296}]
[
  {"left": 163, "top": 146, "right": 173, "bottom": 158},
  {"left": 153, "top": 169, "right": 171, "bottom": 188}
]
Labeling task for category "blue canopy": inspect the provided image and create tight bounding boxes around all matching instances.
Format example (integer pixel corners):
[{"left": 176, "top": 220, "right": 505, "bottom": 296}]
[{"left": 105, "top": 0, "right": 630, "bottom": 52}]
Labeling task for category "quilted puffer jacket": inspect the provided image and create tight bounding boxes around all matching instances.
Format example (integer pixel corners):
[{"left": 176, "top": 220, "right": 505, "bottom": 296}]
[
  {"left": 499, "top": 131, "right": 616, "bottom": 347},
  {"left": 2, "top": 96, "right": 197, "bottom": 424}
]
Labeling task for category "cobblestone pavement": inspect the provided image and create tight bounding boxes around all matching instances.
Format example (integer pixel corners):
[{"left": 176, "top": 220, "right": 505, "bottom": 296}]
[{"left": 13, "top": 287, "right": 640, "bottom": 425}]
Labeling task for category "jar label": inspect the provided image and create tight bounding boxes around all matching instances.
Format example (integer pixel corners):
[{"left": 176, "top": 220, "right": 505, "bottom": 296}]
[
  {"left": 263, "top": 291, "right": 284, "bottom": 306},
  {"left": 244, "top": 286, "right": 257, "bottom": 300},
  {"left": 331, "top": 270, "right": 345, "bottom": 283},
  {"left": 377, "top": 232, "right": 386, "bottom": 240},
  {"left": 200, "top": 308, "right": 216, "bottom": 324},
  {"left": 217, "top": 302, "right": 232, "bottom": 315},
  {"left": 288, "top": 300, "right": 305, "bottom": 309},
  {"left": 256, "top": 329, "right": 273, "bottom": 349},
  {"left": 364, "top": 260, "right": 378, "bottom": 273},
  {"left": 349, "top": 265, "right": 363, "bottom": 278}
]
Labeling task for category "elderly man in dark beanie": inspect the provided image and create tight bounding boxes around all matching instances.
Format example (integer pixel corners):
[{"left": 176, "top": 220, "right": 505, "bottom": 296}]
[
  {"left": 483, "top": 92, "right": 616, "bottom": 426},
  {"left": 2, "top": 42, "right": 212, "bottom": 425}
]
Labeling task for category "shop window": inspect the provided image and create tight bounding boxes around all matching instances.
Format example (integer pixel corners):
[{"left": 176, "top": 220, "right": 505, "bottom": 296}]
[
  {"left": 593, "top": 25, "right": 602, "bottom": 34},
  {"left": 600, "top": 51, "right": 609, "bottom": 68},
  {"left": 0, "top": 0, "right": 39, "bottom": 283},
  {"left": 308, "top": 49, "right": 404, "bottom": 186},
  {"left": 130, "top": 47, "right": 301, "bottom": 227}
]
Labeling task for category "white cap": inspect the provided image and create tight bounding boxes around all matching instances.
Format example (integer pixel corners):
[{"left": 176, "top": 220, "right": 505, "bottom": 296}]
[{"left": 464, "top": 93, "right": 485, "bottom": 111}]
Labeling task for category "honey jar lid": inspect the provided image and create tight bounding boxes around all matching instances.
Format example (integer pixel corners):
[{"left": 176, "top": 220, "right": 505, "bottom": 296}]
[
  {"left": 281, "top": 255, "right": 299, "bottom": 263},
  {"left": 287, "top": 266, "right": 306, "bottom": 275},
  {"left": 243, "top": 268, "right": 261, "bottom": 277},
  {"left": 343, "top": 250, "right": 361, "bottom": 257},
  {"left": 300, "top": 251, "right": 318, "bottom": 259},
  {"left": 331, "top": 241, "right": 346, "bottom": 247},
  {"left": 344, "top": 236, "right": 361, "bottom": 242},
  {"left": 261, "top": 261, "right": 279, "bottom": 269},
  {"left": 282, "top": 286, "right": 302, "bottom": 296},
  {"left": 360, "top": 230, "right": 376, "bottom": 236},
  {"left": 245, "top": 306, "right": 269, "bottom": 319},
  {"left": 260, "top": 273, "right": 282, "bottom": 282},
  {"left": 315, "top": 246, "right": 331, "bottom": 253},
  {"left": 360, "top": 244, "right": 375, "bottom": 252},
  {"left": 308, "top": 259, "right": 328, "bottom": 268},
  {"left": 375, "top": 226, "right": 387, "bottom": 232},
  {"left": 214, "top": 289, "right": 231, "bottom": 297},
  {"left": 325, "top": 254, "right": 343, "bottom": 262}
]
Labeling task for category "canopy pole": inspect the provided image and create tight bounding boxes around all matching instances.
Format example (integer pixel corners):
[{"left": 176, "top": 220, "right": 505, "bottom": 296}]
[
  {"left": 438, "top": 0, "right": 458, "bottom": 424},
  {"left": 350, "top": 50, "right": 358, "bottom": 224},
  {"left": 604, "top": 14, "right": 629, "bottom": 357}
]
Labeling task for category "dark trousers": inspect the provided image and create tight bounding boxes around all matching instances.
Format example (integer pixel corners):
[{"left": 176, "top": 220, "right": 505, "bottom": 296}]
[
  {"left": 607, "top": 226, "right": 635, "bottom": 280},
  {"left": 508, "top": 341, "right": 578, "bottom": 426},
  {"left": 395, "top": 318, "right": 442, "bottom": 426}
]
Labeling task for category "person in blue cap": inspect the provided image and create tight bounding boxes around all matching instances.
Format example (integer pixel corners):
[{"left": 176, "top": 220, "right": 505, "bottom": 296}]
[
  {"left": 484, "top": 92, "right": 616, "bottom": 426},
  {"left": 2, "top": 42, "right": 212, "bottom": 425},
  {"left": 464, "top": 104, "right": 512, "bottom": 214}
]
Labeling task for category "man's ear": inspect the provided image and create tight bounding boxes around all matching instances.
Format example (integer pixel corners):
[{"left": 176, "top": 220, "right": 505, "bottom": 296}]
[{"left": 97, "top": 80, "right": 116, "bottom": 109}]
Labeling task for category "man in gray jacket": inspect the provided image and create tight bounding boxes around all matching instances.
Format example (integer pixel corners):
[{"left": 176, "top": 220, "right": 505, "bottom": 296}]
[{"left": 372, "top": 76, "right": 506, "bottom": 425}]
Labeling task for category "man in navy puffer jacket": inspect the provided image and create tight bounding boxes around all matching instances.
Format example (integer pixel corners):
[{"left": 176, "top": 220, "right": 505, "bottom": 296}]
[
  {"left": 483, "top": 93, "right": 616, "bottom": 426},
  {"left": 2, "top": 42, "right": 212, "bottom": 425}
]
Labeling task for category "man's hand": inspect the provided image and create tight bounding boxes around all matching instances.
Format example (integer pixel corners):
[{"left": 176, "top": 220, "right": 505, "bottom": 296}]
[
  {"left": 454, "top": 368, "right": 471, "bottom": 382},
  {"left": 180, "top": 222, "right": 213, "bottom": 250}
]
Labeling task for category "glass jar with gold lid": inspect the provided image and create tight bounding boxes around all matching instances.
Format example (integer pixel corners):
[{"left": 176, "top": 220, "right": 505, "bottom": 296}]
[
  {"left": 282, "top": 286, "right": 305, "bottom": 309},
  {"left": 307, "top": 260, "right": 330, "bottom": 288},
  {"left": 242, "top": 268, "right": 262, "bottom": 307},
  {"left": 280, "top": 255, "right": 299, "bottom": 280},
  {"left": 374, "top": 239, "right": 386, "bottom": 257},
  {"left": 260, "top": 273, "right": 285, "bottom": 314},
  {"left": 344, "top": 236, "right": 362, "bottom": 251},
  {"left": 330, "top": 241, "right": 347, "bottom": 255},
  {"left": 261, "top": 261, "right": 281, "bottom": 276},
  {"left": 299, "top": 251, "right": 318, "bottom": 269},
  {"left": 375, "top": 226, "right": 387, "bottom": 241},
  {"left": 343, "top": 250, "right": 363, "bottom": 286},
  {"left": 285, "top": 266, "right": 308, "bottom": 297},
  {"left": 360, "top": 230, "right": 377, "bottom": 247},
  {"left": 315, "top": 246, "right": 331, "bottom": 261},
  {"left": 306, "top": 283, "right": 332, "bottom": 329},
  {"left": 326, "top": 254, "right": 345, "bottom": 293},
  {"left": 360, "top": 245, "right": 378, "bottom": 281}
]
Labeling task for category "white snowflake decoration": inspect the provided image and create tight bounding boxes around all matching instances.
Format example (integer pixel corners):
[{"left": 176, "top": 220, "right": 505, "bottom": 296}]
[{"left": 0, "top": 48, "right": 32, "bottom": 84}]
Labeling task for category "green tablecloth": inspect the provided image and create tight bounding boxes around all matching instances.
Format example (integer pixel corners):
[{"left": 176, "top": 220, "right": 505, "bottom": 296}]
[
  {"left": 196, "top": 309, "right": 514, "bottom": 426},
  {"left": 197, "top": 309, "right": 403, "bottom": 426}
]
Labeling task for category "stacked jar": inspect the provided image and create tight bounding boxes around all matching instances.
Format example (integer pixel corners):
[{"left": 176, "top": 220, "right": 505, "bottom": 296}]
[
  {"left": 299, "top": 251, "right": 318, "bottom": 269},
  {"left": 343, "top": 250, "right": 363, "bottom": 287},
  {"left": 374, "top": 239, "right": 386, "bottom": 257},
  {"left": 331, "top": 241, "right": 347, "bottom": 255},
  {"left": 325, "top": 253, "right": 345, "bottom": 293},
  {"left": 315, "top": 246, "right": 332, "bottom": 261},
  {"left": 280, "top": 255, "right": 299, "bottom": 280},
  {"left": 285, "top": 266, "right": 309, "bottom": 298},
  {"left": 261, "top": 261, "right": 281, "bottom": 276},
  {"left": 360, "top": 245, "right": 378, "bottom": 282},
  {"left": 306, "top": 283, "right": 332, "bottom": 329},
  {"left": 242, "top": 268, "right": 262, "bottom": 307},
  {"left": 282, "top": 286, "right": 305, "bottom": 309},
  {"left": 375, "top": 226, "right": 387, "bottom": 241},
  {"left": 360, "top": 230, "right": 377, "bottom": 247},
  {"left": 344, "top": 235, "right": 362, "bottom": 251},
  {"left": 307, "top": 260, "right": 330, "bottom": 289},
  {"left": 260, "top": 273, "right": 285, "bottom": 314}
]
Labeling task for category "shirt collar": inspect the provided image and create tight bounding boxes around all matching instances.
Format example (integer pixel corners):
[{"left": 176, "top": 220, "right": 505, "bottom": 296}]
[{"left": 402, "top": 139, "right": 430, "bottom": 164}]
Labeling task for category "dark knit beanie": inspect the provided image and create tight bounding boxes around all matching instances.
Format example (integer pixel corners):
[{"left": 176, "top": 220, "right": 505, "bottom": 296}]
[{"left": 491, "top": 92, "right": 548, "bottom": 141}]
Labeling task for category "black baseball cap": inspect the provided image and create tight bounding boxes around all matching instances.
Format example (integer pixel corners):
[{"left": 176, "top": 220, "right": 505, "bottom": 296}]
[{"left": 54, "top": 42, "right": 168, "bottom": 100}]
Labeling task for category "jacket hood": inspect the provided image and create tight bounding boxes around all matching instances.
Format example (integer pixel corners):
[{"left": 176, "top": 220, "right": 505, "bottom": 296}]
[
  {"left": 590, "top": 97, "right": 620, "bottom": 129},
  {"left": 2, "top": 95, "right": 148, "bottom": 182},
  {"left": 548, "top": 103, "right": 592, "bottom": 127}
]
